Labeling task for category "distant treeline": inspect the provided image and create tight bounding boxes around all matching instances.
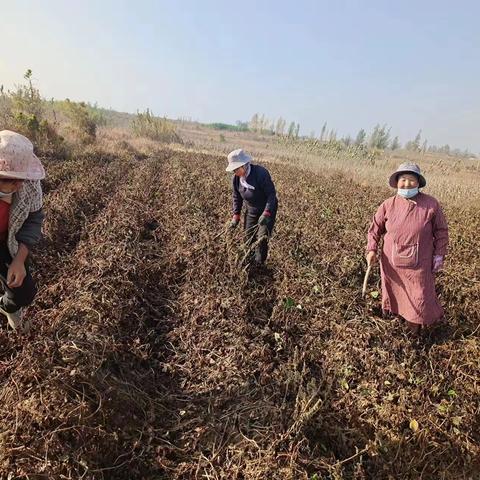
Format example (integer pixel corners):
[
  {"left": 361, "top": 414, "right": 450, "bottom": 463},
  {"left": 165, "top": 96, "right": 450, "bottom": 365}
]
[
  {"left": 3, "top": 70, "right": 473, "bottom": 158},
  {"left": 205, "top": 122, "right": 249, "bottom": 132},
  {"left": 205, "top": 112, "right": 476, "bottom": 158}
]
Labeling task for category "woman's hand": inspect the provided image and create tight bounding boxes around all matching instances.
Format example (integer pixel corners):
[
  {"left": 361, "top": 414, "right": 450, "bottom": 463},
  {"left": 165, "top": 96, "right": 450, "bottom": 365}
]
[
  {"left": 7, "top": 258, "right": 26, "bottom": 288},
  {"left": 230, "top": 214, "right": 241, "bottom": 229},
  {"left": 366, "top": 251, "right": 377, "bottom": 266},
  {"left": 432, "top": 255, "right": 444, "bottom": 273},
  {"left": 258, "top": 211, "right": 272, "bottom": 226}
]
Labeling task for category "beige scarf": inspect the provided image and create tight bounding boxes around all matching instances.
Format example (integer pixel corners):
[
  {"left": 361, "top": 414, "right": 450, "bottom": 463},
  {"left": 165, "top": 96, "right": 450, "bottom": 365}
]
[{"left": 7, "top": 180, "right": 43, "bottom": 257}]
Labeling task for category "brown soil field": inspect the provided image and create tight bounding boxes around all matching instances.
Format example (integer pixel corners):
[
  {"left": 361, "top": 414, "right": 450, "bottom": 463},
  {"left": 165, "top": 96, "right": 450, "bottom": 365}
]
[{"left": 0, "top": 138, "right": 478, "bottom": 479}]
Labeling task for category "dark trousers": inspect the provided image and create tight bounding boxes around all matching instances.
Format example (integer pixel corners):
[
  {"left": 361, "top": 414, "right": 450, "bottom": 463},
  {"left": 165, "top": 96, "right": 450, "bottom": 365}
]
[
  {"left": 244, "top": 210, "right": 276, "bottom": 264},
  {"left": 0, "top": 243, "right": 37, "bottom": 313}
]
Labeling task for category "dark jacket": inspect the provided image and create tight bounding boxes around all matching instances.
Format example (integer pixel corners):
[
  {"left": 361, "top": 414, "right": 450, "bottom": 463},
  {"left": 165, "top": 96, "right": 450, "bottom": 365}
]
[
  {"left": 16, "top": 209, "right": 44, "bottom": 249},
  {"left": 232, "top": 164, "right": 277, "bottom": 216}
]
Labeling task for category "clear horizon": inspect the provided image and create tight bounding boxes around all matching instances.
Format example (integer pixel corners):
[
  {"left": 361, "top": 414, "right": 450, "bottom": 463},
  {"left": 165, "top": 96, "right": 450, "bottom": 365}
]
[{"left": 1, "top": 0, "right": 479, "bottom": 153}]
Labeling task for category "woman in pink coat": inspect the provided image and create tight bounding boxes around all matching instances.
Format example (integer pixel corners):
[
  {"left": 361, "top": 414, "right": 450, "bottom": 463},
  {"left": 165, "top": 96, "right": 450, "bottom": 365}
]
[{"left": 366, "top": 163, "right": 448, "bottom": 333}]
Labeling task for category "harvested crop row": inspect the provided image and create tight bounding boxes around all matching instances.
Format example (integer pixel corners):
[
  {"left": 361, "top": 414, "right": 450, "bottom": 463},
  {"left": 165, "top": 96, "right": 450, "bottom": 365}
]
[
  {"left": 0, "top": 153, "right": 178, "bottom": 478},
  {"left": 140, "top": 151, "right": 480, "bottom": 479}
]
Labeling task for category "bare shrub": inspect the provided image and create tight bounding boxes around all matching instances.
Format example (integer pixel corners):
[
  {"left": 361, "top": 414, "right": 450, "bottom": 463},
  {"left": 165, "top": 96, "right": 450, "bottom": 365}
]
[
  {"left": 131, "top": 108, "right": 182, "bottom": 143},
  {"left": 60, "top": 99, "right": 97, "bottom": 144},
  {"left": 0, "top": 70, "right": 66, "bottom": 157}
]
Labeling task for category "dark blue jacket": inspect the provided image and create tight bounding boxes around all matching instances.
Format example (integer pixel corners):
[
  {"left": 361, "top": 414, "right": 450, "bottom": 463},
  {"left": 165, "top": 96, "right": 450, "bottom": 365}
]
[{"left": 232, "top": 164, "right": 277, "bottom": 216}]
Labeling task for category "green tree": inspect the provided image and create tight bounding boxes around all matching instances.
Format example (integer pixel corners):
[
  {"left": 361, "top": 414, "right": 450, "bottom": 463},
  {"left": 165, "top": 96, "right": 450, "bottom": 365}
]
[
  {"left": 440, "top": 144, "right": 450, "bottom": 155},
  {"left": 390, "top": 136, "right": 400, "bottom": 150},
  {"left": 320, "top": 122, "right": 327, "bottom": 141},
  {"left": 414, "top": 130, "right": 422, "bottom": 149},
  {"left": 328, "top": 129, "right": 337, "bottom": 142},
  {"left": 275, "top": 117, "right": 286, "bottom": 135},
  {"left": 295, "top": 123, "right": 300, "bottom": 138},
  {"left": 249, "top": 113, "right": 259, "bottom": 132},
  {"left": 235, "top": 121, "right": 249, "bottom": 131},
  {"left": 421, "top": 139, "right": 428, "bottom": 154},
  {"left": 355, "top": 128, "right": 366, "bottom": 146},
  {"left": 287, "top": 121, "right": 296, "bottom": 137},
  {"left": 369, "top": 124, "right": 391, "bottom": 149},
  {"left": 259, "top": 114, "right": 266, "bottom": 132},
  {"left": 406, "top": 129, "right": 422, "bottom": 151}
]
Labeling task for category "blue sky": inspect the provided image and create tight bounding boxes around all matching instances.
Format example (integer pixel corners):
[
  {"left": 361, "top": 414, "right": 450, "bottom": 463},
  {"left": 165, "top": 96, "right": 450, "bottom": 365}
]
[{"left": 1, "top": 0, "right": 479, "bottom": 152}]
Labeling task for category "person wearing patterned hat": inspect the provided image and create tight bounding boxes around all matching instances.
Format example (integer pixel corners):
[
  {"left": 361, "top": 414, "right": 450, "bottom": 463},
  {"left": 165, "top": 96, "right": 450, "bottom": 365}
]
[
  {"left": 366, "top": 163, "right": 449, "bottom": 333},
  {"left": 0, "top": 130, "right": 46, "bottom": 331},
  {"left": 226, "top": 149, "right": 278, "bottom": 266}
]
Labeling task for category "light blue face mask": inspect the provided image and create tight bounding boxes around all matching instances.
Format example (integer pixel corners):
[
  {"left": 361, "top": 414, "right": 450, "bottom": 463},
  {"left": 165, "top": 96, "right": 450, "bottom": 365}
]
[{"left": 397, "top": 187, "right": 419, "bottom": 199}]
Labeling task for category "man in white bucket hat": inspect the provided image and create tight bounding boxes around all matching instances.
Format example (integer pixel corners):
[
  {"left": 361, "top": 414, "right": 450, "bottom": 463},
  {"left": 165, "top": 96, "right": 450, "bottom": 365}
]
[
  {"left": 226, "top": 149, "right": 278, "bottom": 266},
  {"left": 0, "top": 130, "right": 45, "bottom": 331}
]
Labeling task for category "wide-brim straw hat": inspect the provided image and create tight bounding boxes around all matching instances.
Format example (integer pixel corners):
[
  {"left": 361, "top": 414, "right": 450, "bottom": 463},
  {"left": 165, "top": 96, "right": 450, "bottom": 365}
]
[
  {"left": 388, "top": 162, "right": 426, "bottom": 188},
  {"left": 226, "top": 149, "right": 252, "bottom": 172},
  {"left": 0, "top": 130, "right": 46, "bottom": 181}
]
